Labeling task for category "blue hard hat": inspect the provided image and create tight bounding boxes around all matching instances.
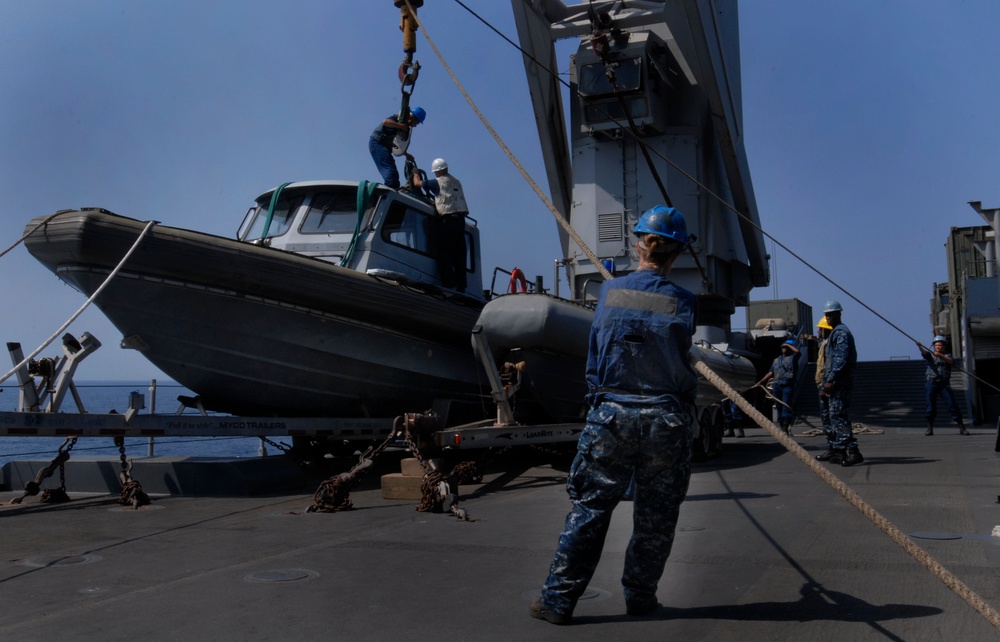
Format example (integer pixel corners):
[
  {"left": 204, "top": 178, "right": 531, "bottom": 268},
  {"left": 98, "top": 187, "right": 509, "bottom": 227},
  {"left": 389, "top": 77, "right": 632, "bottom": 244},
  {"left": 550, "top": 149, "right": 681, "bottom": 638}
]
[
  {"left": 410, "top": 106, "right": 426, "bottom": 124},
  {"left": 933, "top": 335, "right": 947, "bottom": 344},
  {"left": 783, "top": 339, "right": 796, "bottom": 346},
  {"left": 635, "top": 205, "right": 688, "bottom": 245},
  {"left": 823, "top": 299, "right": 843, "bottom": 313}
]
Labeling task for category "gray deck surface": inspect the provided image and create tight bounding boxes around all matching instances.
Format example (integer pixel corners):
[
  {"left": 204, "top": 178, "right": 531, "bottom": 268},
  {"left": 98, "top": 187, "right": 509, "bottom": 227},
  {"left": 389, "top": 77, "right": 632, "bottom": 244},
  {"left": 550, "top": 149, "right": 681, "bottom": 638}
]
[{"left": 2, "top": 425, "right": 1000, "bottom": 641}]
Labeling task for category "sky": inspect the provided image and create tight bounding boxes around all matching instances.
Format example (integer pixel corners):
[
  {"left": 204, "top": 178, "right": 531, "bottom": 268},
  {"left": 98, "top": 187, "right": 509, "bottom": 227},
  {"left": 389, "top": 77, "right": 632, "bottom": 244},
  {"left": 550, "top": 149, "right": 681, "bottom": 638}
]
[{"left": 1, "top": 0, "right": 998, "bottom": 382}]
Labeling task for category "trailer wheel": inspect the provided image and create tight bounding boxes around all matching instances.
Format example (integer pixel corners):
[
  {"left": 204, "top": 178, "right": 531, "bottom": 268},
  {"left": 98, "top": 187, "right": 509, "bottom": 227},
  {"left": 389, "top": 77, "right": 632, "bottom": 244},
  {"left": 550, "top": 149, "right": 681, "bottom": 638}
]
[
  {"left": 692, "top": 409, "right": 714, "bottom": 462},
  {"left": 712, "top": 407, "right": 726, "bottom": 455}
]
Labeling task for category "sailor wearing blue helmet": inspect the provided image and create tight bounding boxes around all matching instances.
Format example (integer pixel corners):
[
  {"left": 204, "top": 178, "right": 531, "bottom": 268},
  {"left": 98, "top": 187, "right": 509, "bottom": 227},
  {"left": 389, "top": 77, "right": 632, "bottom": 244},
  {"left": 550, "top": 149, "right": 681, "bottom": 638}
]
[
  {"left": 531, "top": 205, "right": 697, "bottom": 625},
  {"left": 369, "top": 106, "right": 425, "bottom": 189},
  {"left": 756, "top": 339, "right": 800, "bottom": 434},
  {"left": 917, "top": 335, "right": 969, "bottom": 436}
]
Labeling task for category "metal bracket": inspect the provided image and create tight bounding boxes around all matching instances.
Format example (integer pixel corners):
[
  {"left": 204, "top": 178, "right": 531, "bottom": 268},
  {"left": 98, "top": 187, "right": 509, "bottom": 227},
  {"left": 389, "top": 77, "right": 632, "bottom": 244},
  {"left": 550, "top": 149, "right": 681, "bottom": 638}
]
[{"left": 470, "top": 325, "right": 519, "bottom": 426}]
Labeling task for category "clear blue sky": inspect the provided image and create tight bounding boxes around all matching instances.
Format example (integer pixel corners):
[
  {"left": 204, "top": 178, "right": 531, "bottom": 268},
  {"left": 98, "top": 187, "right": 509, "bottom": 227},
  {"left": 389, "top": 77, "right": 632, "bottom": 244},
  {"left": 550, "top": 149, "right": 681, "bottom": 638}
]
[{"left": 1, "top": 1, "right": 998, "bottom": 382}]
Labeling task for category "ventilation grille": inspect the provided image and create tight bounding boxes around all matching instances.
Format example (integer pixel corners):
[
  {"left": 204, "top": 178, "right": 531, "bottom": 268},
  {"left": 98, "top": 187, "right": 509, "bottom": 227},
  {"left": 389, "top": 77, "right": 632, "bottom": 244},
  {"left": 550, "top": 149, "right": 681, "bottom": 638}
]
[{"left": 598, "top": 213, "right": 623, "bottom": 242}]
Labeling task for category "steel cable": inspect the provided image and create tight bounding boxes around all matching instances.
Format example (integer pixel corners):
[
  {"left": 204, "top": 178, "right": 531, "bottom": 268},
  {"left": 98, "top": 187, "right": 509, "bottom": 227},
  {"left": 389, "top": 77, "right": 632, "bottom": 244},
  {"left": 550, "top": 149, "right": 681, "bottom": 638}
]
[{"left": 403, "top": 0, "right": 612, "bottom": 281}]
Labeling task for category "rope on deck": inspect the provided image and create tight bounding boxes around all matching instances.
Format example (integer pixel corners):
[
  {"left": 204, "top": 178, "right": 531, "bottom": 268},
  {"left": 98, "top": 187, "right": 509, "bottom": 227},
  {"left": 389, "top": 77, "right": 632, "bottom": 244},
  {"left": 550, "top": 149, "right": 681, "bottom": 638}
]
[{"left": 694, "top": 359, "right": 1000, "bottom": 630}]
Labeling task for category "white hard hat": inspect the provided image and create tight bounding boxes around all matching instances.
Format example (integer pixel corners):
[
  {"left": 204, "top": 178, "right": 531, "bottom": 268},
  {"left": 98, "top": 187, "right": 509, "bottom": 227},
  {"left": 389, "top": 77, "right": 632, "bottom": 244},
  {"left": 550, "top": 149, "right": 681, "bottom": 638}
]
[{"left": 431, "top": 158, "right": 448, "bottom": 172}]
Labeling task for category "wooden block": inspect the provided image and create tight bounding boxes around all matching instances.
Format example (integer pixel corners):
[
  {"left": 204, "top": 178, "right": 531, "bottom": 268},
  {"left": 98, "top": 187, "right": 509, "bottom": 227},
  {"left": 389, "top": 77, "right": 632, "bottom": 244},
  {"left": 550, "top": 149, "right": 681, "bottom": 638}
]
[
  {"left": 399, "top": 457, "right": 445, "bottom": 477},
  {"left": 400, "top": 457, "right": 424, "bottom": 477},
  {"left": 381, "top": 472, "right": 424, "bottom": 500}
]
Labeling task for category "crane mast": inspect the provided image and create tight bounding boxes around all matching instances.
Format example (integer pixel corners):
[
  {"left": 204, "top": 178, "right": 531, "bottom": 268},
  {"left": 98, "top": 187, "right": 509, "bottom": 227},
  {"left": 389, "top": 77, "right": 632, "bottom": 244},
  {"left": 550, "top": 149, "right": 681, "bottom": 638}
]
[{"left": 512, "top": 0, "right": 768, "bottom": 345}]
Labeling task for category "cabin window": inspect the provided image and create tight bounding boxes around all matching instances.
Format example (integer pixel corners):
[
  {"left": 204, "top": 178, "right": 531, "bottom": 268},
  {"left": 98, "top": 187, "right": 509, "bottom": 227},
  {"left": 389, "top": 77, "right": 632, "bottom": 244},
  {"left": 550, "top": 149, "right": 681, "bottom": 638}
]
[
  {"left": 300, "top": 190, "right": 360, "bottom": 234},
  {"left": 579, "top": 57, "right": 642, "bottom": 96},
  {"left": 242, "top": 194, "right": 305, "bottom": 240},
  {"left": 579, "top": 57, "right": 647, "bottom": 125},
  {"left": 381, "top": 202, "right": 435, "bottom": 256},
  {"left": 463, "top": 230, "right": 475, "bottom": 273}
]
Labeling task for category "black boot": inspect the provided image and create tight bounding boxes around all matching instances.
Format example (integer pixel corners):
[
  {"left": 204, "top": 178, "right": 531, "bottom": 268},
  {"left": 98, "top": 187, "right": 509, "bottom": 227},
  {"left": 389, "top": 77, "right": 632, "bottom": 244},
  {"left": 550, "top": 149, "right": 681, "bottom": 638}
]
[
  {"left": 925, "top": 419, "right": 933, "bottom": 436},
  {"left": 958, "top": 421, "right": 970, "bottom": 436},
  {"left": 737, "top": 428, "right": 745, "bottom": 438},
  {"left": 816, "top": 449, "right": 844, "bottom": 463},
  {"left": 841, "top": 447, "right": 864, "bottom": 467}
]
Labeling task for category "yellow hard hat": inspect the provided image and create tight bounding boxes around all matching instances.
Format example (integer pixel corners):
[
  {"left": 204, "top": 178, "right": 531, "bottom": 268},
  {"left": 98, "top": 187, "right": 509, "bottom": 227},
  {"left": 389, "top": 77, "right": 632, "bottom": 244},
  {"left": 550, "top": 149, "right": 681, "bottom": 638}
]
[{"left": 817, "top": 317, "right": 833, "bottom": 330}]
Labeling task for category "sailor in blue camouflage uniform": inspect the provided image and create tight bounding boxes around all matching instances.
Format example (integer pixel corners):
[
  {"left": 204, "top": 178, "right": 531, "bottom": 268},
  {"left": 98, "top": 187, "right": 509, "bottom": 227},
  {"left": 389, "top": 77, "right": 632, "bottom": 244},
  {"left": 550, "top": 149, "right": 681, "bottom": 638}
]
[
  {"left": 918, "top": 335, "right": 969, "bottom": 436},
  {"left": 530, "top": 205, "right": 697, "bottom": 625},
  {"left": 815, "top": 300, "right": 863, "bottom": 467},
  {"left": 755, "top": 339, "right": 800, "bottom": 434}
]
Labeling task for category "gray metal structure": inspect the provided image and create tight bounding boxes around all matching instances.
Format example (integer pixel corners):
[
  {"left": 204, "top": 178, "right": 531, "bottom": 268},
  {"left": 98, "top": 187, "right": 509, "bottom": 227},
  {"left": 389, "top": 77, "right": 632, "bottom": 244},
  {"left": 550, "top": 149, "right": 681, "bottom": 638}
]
[
  {"left": 936, "top": 202, "right": 1000, "bottom": 424},
  {"left": 511, "top": 0, "right": 768, "bottom": 343}
]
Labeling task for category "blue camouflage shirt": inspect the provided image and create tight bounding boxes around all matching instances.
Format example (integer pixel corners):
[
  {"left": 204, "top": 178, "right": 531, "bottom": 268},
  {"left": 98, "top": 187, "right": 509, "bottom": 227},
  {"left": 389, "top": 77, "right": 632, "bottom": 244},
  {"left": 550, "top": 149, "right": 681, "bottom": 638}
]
[
  {"left": 821, "top": 323, "right": 857, "bottom": 390},
  {"left": 585, "top": 269, "right": 698, "bottom": 406}
]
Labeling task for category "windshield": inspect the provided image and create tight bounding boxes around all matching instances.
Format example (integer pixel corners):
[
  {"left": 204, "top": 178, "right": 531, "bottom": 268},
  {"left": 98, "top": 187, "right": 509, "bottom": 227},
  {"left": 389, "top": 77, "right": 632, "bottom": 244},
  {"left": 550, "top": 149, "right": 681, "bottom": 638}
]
[
  {"left": 241, "top": 193, "right": 304, "bottom": 241},
  {"left": 300, "top": 189, "right": 359, "bottom": 234}
]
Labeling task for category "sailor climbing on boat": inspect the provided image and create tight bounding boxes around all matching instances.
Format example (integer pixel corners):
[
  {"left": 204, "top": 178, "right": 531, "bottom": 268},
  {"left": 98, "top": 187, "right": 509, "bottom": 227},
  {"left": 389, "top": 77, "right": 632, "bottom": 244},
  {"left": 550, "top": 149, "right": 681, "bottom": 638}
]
[
  {"left": 369, "top": 106, "right": 426, "bottom": 189},
  {"left": 369, "top": 0, "right": 427, "bottom": 191},
  {"left": 412, "top": 157, "right": 470, "bottom": 292}
]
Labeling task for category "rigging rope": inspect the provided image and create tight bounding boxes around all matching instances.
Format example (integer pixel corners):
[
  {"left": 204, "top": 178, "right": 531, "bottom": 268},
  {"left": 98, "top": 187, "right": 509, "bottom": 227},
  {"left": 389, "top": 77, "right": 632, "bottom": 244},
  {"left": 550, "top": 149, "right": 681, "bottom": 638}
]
[
  {"left": 435, "top": 3, "right": 1000, "bottom": 629},
  {"left": 450, "top": 1, "right": 1000, "bottom": 393},
  {"left": 341, "top": 180, "right": 377, "bottom": 268},
  {"left": 695, "top": 359, "right": 1000, "bottom": 631},
  {"left": 0, "top": 218, "right": 158, "bottom": 387},
  {"left": 401, "top": 0, "right": 612, "bottom": 282},
  {"left": 261, "top": 182, "right": 292, "bottom": 241},
  {"left": 0, "top": 211, "right": 65, "bottom": 260}
]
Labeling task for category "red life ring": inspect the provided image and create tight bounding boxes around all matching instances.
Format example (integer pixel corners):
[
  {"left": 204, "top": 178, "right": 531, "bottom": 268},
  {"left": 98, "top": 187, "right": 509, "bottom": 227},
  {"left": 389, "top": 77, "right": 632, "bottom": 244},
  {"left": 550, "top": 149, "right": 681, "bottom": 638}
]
[{"left": 509, "top": 268, "right": 528, "bottom": 293}]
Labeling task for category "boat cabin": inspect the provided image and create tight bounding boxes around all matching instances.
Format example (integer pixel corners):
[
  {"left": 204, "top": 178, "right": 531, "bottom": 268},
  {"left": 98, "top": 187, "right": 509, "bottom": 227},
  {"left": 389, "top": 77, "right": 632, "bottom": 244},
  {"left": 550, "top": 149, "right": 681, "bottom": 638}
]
[{"left": 237, "top": 180, "right": 484, "bottom": 299}]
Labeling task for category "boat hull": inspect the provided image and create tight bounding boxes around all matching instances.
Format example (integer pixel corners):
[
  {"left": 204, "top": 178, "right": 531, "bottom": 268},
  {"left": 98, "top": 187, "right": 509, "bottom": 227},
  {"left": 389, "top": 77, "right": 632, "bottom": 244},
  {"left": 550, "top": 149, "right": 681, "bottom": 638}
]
[{"left": 23, "top": 209, "right": 487, "bottom": 419}]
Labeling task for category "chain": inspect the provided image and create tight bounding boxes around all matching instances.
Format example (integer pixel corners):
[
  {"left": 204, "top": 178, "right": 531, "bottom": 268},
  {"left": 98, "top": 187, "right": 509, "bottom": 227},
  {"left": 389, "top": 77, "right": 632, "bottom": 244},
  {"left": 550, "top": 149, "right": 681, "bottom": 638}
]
[
  {"left": 114, "top": 436, "right": 150, "bottom": 509},
  {"left": 451, "top": 460, "right": 482, "bottom": 485},
  {"left": 10, "top": 437, "right": 76, "bottom": 505},
  {"left": 261, "top": 436, "right": 291, "bottom": 455},
  {"left": 306, "top": 423, "right": 400, "bottom": 513},
  {"left": 42, "top": 437, "right": 76, "bottom": 504},
  {"left": 403, "top": 415, "right": 472, "bottom": 521}
]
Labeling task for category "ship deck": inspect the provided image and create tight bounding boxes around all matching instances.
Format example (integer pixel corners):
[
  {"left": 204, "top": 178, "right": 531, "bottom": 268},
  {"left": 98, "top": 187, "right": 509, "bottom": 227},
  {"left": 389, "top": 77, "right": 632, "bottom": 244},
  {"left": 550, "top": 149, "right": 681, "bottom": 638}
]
[{"left": 2, "top": 425, "right": 1000, "bottom": 641}]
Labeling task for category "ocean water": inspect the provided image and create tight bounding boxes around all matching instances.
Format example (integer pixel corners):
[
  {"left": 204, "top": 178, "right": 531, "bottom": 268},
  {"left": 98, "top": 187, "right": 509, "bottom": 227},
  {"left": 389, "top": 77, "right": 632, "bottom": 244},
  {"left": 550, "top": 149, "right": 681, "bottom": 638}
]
[{"left": 0, "top": 380, "right": 279, "bottom": 467}]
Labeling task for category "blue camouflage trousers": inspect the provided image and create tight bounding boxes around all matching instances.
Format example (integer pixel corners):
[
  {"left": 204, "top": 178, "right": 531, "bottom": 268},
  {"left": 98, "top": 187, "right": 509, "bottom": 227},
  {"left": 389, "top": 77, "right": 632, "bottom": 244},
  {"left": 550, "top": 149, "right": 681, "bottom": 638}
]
[
  {"left": 539, "top": 400, "right": 693, "bottom": 615},
  {"left": 820, "top": 388, "right": 857, "bottom": 450}
]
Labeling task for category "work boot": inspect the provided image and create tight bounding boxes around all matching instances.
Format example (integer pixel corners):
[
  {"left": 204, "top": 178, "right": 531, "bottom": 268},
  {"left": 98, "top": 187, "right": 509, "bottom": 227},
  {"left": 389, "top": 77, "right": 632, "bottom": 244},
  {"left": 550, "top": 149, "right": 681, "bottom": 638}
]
[
  {"left": 958, "top": 421, "right": 970, "bottom": 436},
  {"left": 626, "top": 595, "right": 659, "bottom": 616},
  {"left": 815, "top": 449, "right": 844, "bottom": 463},
  {"left": 737, "top": 428, "right": 745, "bottom": 438},
  {"left": 781, "top": 422, "right": 791, "bottom": 435},
  {"left": 840, "top": 447, "right": 864, "bottom": 467},
  {"left": 925, "top": 419, "right": 934, "bottom": 436},
  {"left": 529, "top": 599, "right": 571, "bottom": 625},
  {"left": 724, "top": 428, "right": 735, "bottom": 438}
]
